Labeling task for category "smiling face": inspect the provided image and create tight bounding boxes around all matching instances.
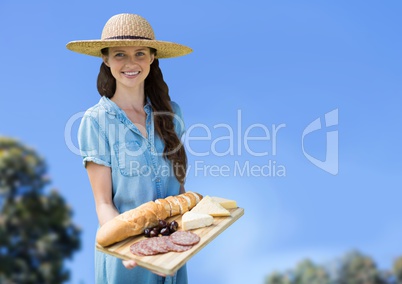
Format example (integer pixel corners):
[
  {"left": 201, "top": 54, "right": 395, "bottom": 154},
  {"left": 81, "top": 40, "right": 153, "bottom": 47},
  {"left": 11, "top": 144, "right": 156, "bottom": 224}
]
[{"left": 102, "top": 46, "right": 155, "bottom": 93}]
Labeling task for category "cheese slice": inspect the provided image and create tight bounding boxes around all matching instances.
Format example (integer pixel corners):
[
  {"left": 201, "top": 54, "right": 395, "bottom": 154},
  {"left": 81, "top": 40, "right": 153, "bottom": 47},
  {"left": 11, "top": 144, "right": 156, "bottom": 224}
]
[
  {"left": 182, "top": 211, "right": 213, "bottom": 230},
  {"left": 211, "top": 196, "right": 238, "bottom": 209},
  {"left": 190, "top": 195, "right": 231, "bottom": 217}
]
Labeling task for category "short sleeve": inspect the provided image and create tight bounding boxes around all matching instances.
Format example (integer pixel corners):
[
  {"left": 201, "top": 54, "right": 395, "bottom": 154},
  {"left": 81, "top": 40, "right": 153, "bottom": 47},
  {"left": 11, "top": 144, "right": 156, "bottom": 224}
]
[
  {"left": 77, "top": 112, "right": 111, "bottom": 168},
  {"left": 170, "top": 101, "right": 186, "bottom": 139}
]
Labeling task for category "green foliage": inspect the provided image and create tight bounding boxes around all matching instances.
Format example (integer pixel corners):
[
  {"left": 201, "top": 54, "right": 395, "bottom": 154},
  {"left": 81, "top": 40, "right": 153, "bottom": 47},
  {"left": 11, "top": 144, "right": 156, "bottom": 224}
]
[
  {"left": 0, "top": 137, "right": 48, "bottom": 197},
  {"left": 266, "top": 250, "right": 401, "bottom": 284},
  {"left": 393, "top": 256, "right": 402, "bottom": 283},
  {"left": 265, "top": 259, "right": 329, "bottom": 284},
  {"left": 338, "top": 251, "right": 386, "bottom": 284},
  {"left": 293, "top": 259, "right": 330, "bottom": 284},
  {"left": 266, "top": 271, "right": 292, "bottom": 284},
  {"left": 0, "top": 137, "right": 81, "bottom": 284}
]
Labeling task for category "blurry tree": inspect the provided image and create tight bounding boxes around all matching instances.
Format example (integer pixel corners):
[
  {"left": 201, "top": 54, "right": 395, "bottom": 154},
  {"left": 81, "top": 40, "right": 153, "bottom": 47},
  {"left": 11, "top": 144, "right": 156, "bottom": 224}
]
[
  {"left": 293, "top": 259, "right": 330, "bottom": 284},
  {"left": 337, "top": 251, "right": 386, "bottom": 284},
  {"left": 265, "top": 251, "right": 402, "bottom": 284},
  {"left": 265, "top": 271, "right": 292, "bottom": 284},
  {"left": 393, "top": 256, "right": 402, "bottom": 283},
  {"left": 265, "top": 259, "right": 330, "bottom": 284},
  {"left": 0, "top": 137, "right": 81, "bottom": 283}
]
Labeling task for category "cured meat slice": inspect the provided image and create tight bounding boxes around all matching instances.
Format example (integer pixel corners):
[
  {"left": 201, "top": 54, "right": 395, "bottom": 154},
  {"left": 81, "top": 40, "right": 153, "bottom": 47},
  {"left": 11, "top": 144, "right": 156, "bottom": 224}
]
[
  {"left": 129, "top": 242, "right": 141, "bottom": 255},
  {"left": 131, "top": 237, "right": 170, "bottom": 256},
  {"left": 149, "top": 237, "right": 169, "bottom": 254},
  {"left": 164, "top": 236, "right": 193, "bottom": 252},
  {"left": 169, "top": 231, "right": 200, "bottom": 246},
  {"left": 130, "top": 231, "right": 199, "bottom": 256},
  {"left": 130, "top": 240, "right": 154, "bottom": 256}
]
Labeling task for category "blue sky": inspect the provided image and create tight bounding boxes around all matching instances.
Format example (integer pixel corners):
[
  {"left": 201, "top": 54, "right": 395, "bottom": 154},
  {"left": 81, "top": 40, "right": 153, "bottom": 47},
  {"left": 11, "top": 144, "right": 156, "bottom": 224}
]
[{"left": 1, "top": 1, "right": 401, "bottom": 283}]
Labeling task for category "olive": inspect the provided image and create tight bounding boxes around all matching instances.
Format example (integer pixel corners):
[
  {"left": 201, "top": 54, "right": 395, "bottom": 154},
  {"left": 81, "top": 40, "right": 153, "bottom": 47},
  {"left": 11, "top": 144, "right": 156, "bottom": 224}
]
[
  {"left": 158, "top": 219, "right": 167, "bottom": 229},
  {"left": 144, "top": 228, "right": 151, "bottom": 237},
  {"left": 169, "top": 221, "right": 178, "bottom": 232},
  {"left": 150, "top": 228, "right": 159, "bottom": 238},
  {"left": 160, "top": 227, "right": 170, "bottom": 236}
]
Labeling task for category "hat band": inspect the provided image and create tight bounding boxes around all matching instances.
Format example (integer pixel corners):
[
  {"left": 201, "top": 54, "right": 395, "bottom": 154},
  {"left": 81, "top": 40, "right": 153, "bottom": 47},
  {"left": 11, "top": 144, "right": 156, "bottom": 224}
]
[{"left": 104, "top": 35, "right": 152, "bottom": 40}]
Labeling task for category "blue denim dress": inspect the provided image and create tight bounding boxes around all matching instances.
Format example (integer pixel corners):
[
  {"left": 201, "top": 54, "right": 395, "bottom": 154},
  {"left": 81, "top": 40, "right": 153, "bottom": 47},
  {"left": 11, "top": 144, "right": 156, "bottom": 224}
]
[{"left": 78, "top": 96, "right": 187, "bottom": 284}]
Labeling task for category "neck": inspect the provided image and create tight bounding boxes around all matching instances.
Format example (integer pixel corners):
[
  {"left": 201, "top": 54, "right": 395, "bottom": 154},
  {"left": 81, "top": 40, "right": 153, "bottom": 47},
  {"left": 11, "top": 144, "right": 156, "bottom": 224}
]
[{"left": 111, "top": 83, "right": 145, "bottom": 111}]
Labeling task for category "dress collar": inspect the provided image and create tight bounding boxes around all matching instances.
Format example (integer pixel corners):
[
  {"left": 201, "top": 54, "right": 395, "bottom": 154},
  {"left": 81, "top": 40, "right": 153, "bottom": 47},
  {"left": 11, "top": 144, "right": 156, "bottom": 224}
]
[{"left": 99, "top": 96, "right": 152, "bottom": 115}]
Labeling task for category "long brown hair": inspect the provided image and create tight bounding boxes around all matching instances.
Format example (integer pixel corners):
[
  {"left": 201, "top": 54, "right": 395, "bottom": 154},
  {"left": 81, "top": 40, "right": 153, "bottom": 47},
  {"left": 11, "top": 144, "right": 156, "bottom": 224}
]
[{"left": 97, "top": 48, "right": 187, "bottom": 184}]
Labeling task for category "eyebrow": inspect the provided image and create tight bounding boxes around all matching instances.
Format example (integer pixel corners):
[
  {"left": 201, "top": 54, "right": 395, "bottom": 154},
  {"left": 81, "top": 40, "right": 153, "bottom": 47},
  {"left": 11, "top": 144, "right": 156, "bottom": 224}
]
[{"left": 112, "top": 48, "right": 148, "bottom": 53}]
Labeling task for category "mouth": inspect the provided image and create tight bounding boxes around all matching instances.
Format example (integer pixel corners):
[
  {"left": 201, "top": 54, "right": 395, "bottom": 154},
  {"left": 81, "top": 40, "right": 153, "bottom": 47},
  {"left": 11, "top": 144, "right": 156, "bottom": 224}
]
[{"left": 123, "top": 71, "right": 140, "bottom": 76}]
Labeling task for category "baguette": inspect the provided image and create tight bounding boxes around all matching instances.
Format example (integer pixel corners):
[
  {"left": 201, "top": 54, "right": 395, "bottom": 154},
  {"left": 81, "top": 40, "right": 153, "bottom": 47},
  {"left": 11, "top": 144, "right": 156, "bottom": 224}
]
[
  {"left": 174, "top": 195, "right": 189, "bottom": 214},
  {"left": 96, "top": 192, "right": 203, "bottom": 247},
  {"left": 181, "top": 192, "right": 197, "bottom": 208},
  {"left": 155, "top": 198, "right": 172, "bottom": 217},
  {"left": 96, "top": 201, "right": 167, "bottom": 247},
  {"left": 165, "top": 196, "right": 181, "bottom": 216},
  {"left": 186, "top": 191, "right": 203, "bottom": 204}
]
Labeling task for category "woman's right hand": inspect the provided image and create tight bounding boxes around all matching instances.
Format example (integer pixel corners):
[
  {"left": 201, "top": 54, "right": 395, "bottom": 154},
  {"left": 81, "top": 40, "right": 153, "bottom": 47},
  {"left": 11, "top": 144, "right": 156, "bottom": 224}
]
[
  {"left": 122, "top": 259, "right": 138, "bottom": 269},
  {"left": 122, "top": 259, "right": 173, "bottom": 277}
]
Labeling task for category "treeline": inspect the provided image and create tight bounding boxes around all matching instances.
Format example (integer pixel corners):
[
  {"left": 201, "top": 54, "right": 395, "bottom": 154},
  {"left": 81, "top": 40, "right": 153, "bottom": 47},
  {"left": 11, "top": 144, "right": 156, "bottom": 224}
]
[
  {"left": 266, "top": 250, "right": 402, "bottom": 284},
  {"left": 0, "top": 137, "right": 81, "bottom": 283}
]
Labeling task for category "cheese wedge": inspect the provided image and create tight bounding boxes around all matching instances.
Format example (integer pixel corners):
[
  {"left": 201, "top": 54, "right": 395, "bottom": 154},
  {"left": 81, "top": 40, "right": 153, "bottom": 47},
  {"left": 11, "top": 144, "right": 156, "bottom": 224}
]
[
  {"left": 211, "top": 196, "right": 238, "bottom": 209},
  {"left": 190, "top": 195, "right": 231, "bottom": 217},
  {"left": 182, "top": 211, "right": 213, "bottom": 230}
]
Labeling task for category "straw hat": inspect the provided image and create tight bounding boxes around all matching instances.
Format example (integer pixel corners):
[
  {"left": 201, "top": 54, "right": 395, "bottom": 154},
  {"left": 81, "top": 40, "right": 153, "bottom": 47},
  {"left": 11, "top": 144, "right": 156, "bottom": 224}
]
[{"left": 66, "top": 13, "right": 192, "bottom": 58}]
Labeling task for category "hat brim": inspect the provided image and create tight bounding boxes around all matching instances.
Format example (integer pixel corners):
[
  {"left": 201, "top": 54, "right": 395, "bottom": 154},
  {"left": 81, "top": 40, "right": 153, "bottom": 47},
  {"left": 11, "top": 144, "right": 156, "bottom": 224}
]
[{"left": 66, "top": 39, "right": 192, "bottom": 58}]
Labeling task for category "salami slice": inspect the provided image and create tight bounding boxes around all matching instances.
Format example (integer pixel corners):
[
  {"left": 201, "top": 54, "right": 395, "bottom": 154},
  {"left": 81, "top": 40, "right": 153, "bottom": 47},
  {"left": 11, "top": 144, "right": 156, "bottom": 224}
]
[
  {"left": 164, "top": 236, "right": 193, "bottom": 252},
  {"left": 130, "top": 241, "right": 152, "bottom": 256},
  {"left": 150, "top": 237, "right": 170, "bottom": 254},
  {"left": 130, "top": 232, "right": 199, "bottom": 256},
  {"left": 131, "top": 237, "right": 170, "bottom": 256},
  {"left": 129, "top": 242, "right": 140, "bottom": 255},
  {"left": 169, "top": 231, "right": 200, "bottom": 246}
]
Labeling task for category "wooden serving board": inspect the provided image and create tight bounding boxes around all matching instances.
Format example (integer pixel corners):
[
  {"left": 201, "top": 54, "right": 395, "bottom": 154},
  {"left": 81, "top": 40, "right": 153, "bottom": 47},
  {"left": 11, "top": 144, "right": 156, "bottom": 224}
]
[{"left": 96, "top": 207, "right": 244, "bottom": 275}]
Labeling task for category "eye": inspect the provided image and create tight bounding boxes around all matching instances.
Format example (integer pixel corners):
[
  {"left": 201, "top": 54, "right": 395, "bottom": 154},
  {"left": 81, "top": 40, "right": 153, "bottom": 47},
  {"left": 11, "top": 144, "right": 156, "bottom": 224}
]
[
  {"left": 136, "top": 51, "right": 145, "bottom": 57},
  {"left": 114, "top": 53, "right": 125, "bottom": 58}
]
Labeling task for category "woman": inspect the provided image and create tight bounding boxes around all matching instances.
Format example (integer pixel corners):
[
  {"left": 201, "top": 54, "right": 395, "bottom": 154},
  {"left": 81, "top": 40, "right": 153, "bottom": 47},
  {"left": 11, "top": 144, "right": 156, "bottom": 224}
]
[{"left": 67, "top": 13, "right": 192, "bottom": 283}]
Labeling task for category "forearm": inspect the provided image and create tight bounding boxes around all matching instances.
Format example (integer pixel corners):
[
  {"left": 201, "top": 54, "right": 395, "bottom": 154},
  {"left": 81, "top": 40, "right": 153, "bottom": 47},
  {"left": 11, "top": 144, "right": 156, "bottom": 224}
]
[
  {"left": 86, "top": 162, "right": 117, "bottom": 226},
  {"left": 96, "top": 202, "right": 119, "bottom": 226}
]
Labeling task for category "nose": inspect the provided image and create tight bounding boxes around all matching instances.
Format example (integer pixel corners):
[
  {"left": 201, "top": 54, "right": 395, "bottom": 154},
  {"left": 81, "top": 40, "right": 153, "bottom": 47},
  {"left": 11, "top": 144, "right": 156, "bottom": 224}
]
[{"left": 125, "top": 55, "right": 138, "bottom": 67}]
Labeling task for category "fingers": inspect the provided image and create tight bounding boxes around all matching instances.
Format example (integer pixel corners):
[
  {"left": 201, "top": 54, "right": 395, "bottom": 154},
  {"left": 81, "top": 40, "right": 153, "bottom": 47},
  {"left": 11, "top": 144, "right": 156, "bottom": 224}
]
[
  {"left": 150, "top": 270, "right": 174, "bottom": 277},
  {"left": 122, "top": 260, "right": 174, "bottom": 277},
  {"left": 122, "top": 259, "right": 137, "bottom": 269},
  {"left": 151, "top": 270, "right": 166, "bottom": 277}
]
